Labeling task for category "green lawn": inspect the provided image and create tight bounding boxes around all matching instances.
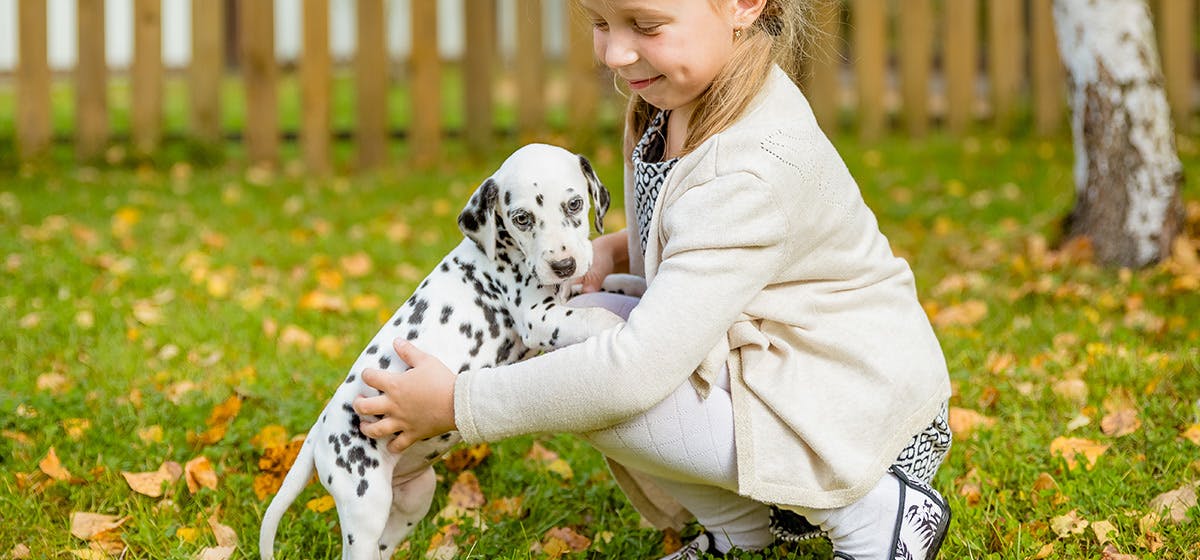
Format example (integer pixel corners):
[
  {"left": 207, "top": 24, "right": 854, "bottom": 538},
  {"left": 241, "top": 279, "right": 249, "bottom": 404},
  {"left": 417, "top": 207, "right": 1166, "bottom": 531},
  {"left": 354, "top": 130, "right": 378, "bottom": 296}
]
[{"left": 2, "top": 129, "right": 1199, "bottom": 559}]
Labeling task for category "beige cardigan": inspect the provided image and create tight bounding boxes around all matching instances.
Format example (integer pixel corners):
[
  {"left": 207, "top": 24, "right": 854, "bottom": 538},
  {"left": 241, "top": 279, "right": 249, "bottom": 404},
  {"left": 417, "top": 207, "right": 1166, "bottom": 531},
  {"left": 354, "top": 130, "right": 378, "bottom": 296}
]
[{"left": 454, "top": 67, "right": 951, "bottom": 515}]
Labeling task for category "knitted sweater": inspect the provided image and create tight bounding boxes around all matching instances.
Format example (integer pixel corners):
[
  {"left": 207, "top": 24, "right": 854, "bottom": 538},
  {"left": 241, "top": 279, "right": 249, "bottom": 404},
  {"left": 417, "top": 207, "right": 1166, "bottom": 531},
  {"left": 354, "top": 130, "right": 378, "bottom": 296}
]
[{"left": 454, "top": 66, "right": 951, "bottom": 509}]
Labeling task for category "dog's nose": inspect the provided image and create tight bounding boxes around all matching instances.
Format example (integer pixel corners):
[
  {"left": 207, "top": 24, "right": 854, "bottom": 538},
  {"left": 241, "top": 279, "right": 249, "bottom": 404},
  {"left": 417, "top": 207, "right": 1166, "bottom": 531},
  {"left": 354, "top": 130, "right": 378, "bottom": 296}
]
[{"left": 550, "top": 258, "right": 577, "bottom": 278}]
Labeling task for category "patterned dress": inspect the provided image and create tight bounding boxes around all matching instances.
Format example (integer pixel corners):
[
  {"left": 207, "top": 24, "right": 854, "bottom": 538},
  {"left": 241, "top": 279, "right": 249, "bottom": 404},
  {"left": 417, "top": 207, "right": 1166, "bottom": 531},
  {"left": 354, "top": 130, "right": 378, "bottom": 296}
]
[{"left": 630, "top": 110, "right": 952, "bottom": 542}]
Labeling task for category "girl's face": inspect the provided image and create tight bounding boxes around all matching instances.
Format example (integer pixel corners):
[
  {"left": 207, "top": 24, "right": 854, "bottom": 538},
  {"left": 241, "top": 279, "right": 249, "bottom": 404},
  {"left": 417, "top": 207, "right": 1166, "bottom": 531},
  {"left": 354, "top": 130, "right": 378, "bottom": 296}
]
[{"left": 581, "top": 0, "right": 743, "bottom": 114}]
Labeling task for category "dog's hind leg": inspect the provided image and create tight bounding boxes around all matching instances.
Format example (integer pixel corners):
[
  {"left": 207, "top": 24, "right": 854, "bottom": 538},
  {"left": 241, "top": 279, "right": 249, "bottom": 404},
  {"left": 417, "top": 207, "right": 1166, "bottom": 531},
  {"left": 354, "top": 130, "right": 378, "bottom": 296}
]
[
  {"left": 328, "top": 454, "right": 396, "bottom": 560},
  {"left": 378, "top": 466, "right": 438, "bottom": 557}
]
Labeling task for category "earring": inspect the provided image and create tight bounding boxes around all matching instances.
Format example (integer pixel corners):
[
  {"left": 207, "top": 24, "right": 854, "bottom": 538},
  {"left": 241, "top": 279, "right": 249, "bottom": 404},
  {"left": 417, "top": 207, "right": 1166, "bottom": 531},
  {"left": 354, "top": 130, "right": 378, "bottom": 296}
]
[{"left": 734, "top": 28, "right": 743, "bottom": 39}]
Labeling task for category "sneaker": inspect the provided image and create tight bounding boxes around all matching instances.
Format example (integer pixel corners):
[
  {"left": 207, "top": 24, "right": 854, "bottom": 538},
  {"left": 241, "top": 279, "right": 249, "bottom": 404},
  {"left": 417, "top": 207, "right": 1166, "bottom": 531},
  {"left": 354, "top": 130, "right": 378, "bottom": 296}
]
[
  {"left": 658, "top": 531, "right": 725, "bottom": 559},
  {"left": 834, "top": 467, "right": 951, "bottom": 560}
]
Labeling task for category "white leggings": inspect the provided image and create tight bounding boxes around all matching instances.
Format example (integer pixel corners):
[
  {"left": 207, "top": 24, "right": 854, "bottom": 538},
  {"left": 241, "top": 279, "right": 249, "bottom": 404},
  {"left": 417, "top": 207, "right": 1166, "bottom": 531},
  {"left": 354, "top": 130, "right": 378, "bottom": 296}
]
[{"left": 567, "top": 292, "right": 776, "bottom": 551}]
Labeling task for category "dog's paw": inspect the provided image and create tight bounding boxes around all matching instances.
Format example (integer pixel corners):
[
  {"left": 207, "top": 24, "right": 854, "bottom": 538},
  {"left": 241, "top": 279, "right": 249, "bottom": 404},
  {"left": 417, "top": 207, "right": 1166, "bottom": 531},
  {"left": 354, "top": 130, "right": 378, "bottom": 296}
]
[{"left": 599, "top": 273, "right": 647, "bottom": 297}]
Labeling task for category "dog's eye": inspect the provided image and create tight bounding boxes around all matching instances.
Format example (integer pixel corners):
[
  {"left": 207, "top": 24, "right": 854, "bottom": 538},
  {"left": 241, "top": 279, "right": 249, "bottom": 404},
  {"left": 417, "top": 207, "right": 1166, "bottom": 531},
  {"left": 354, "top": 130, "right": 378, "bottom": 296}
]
[
  {"left": 510, "top": 211, "right": 534, "bottom": 230},
  {"left": 566, "top": 196, "right": 585, "bottom": 214}
]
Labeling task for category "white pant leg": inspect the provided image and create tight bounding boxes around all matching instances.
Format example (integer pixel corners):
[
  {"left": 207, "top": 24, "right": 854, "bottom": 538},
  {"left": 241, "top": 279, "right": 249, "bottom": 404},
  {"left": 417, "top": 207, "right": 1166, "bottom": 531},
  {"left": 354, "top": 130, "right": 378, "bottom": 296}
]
[{"left": 568, "top": 292, "right": 773, "bottom": 552}]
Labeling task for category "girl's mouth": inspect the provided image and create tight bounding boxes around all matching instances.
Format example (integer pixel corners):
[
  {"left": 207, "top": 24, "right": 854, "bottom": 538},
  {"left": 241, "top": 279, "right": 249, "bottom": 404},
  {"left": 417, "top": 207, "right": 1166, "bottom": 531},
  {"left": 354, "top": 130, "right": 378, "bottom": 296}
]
[{"left": 628, "top": 76, "right": 660, "bottom": 91}]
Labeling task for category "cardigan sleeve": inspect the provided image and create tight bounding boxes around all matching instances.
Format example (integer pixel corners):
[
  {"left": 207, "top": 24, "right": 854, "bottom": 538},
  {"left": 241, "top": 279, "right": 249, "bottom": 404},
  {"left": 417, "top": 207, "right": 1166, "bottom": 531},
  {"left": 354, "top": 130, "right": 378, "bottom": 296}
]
[{"left": 453, "top": 172, "right": 789, "bottom": 442}]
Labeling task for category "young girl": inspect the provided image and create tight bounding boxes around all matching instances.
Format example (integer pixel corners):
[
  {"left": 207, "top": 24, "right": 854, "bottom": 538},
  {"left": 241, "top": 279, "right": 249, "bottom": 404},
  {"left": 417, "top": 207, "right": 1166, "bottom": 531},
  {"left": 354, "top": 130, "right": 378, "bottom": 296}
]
[{"left": 354, "top": 1, "right": 953, "bottom": 558}]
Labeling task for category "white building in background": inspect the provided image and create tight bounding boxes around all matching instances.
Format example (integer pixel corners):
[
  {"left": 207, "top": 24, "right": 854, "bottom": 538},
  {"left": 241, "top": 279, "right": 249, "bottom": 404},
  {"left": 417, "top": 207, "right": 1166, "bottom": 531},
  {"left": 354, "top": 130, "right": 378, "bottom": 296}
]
[{"left": 0, "top": 0, "right": 570, "bottom": 73}]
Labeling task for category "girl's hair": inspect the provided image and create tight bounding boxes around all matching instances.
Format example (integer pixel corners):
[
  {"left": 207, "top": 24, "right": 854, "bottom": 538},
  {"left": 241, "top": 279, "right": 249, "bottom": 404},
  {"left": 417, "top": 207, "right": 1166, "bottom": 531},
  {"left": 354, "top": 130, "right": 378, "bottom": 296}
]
[{"left": 624, "top": 0, "right": 816, "bottom": 157}]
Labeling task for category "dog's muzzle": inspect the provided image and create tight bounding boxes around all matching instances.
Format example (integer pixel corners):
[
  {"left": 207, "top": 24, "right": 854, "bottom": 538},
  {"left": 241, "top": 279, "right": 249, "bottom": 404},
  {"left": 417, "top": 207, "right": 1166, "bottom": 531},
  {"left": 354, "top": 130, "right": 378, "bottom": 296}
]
[{"left": 549, "top": 258, "right": 577, "bottom": 279}]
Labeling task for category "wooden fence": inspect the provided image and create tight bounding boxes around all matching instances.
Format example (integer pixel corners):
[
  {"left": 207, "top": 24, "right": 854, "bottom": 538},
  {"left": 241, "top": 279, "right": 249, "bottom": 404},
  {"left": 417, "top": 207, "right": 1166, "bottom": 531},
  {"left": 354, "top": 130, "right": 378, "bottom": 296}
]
[{"left": 9, "top": 0, "right": 1200, "bottom": 171}]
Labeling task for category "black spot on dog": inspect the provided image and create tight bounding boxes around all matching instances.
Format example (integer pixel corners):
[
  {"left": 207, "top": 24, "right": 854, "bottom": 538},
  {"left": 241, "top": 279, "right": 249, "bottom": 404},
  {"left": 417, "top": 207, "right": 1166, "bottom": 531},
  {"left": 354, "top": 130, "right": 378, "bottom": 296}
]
[
  {"left": 459, "top": 363, "right": 470, "bottom": 373},
  {"left": 440, "top": 433, "right": 453, "bottom": 441},
  {"left": 347, "top": 534, "right": 355, "bottom": 546},
  {"left": 565, "top": 309, "right": 573, "bottom": 316},
  {"left": 504, "top": 190, "right": 512, "bottom": 206},
  {"left": 536, "top": 194, "right": 544, "bottom": 206},
  {"left": 345, "top": 374, "right": 356, "bottom": 384},
  {"left": 379, "top": 355, "right": 391, "bottom": 369},
  {"left": 440, "top": 305, "right": 454, "bottom": 324},
  {"left": 425, "top": 451, "right": 440, "bottom": 461},
  {"left": 440, "top": 262, "right": 450, "bottom": 273},
  {"left": 407, "top": 329, "right": 419, "bottom": 340},
  {"left": 410, "top": 298, "right": 429, "bottom": 325},
  {"left": 327, "top": 474, "right": 333, "bottom": 484},
  {"left": 357, "top": 478, "right": 369, "bottom": 497},
  {"left": 366, "top": 345, "right": 378, "bottom": 355},
  {"left": 380, "top": 544, "right": 388, "bottom": 551}
]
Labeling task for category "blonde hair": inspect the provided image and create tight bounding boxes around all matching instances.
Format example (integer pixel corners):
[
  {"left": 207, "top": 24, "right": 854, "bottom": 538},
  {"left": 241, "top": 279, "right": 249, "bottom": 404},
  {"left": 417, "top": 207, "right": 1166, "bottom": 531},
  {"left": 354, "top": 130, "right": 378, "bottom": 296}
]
[{"left": 623, "top": 0, "right": 815, "bottom": 157}]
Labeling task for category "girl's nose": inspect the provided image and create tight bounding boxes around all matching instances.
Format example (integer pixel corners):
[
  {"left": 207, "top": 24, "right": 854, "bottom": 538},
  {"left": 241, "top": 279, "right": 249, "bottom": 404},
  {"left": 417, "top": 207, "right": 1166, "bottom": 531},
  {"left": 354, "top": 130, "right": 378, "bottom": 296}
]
[{"left": 598, "top": 30, "right": 638, "bottom": 69}]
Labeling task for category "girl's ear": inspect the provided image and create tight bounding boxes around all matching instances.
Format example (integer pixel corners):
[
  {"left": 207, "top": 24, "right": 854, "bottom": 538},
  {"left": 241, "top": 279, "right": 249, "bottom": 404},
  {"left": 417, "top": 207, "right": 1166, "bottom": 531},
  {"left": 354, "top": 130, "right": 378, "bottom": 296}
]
[{"left": 730, "top": 0, "right": 768, "bottom": 30}]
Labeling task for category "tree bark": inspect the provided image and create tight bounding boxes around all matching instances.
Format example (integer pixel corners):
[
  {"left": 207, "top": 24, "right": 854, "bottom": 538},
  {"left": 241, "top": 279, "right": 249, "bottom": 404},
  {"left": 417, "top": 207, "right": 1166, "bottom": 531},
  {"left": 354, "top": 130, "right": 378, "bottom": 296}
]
[{"left": 1052, "top": 0, "right": 1184, "bottom": 267}]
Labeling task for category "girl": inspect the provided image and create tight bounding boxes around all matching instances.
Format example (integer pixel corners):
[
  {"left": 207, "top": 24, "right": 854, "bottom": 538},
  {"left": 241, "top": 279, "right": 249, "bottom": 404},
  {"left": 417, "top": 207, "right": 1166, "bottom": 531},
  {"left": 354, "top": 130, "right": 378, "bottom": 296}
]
[{"left": 354, "top": 1, "right": 953, "bottom": 558}]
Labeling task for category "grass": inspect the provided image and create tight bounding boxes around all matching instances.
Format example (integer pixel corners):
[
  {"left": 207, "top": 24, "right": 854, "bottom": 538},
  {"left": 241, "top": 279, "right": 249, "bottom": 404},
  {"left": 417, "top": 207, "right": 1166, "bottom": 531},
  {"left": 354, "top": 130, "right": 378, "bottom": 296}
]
[{"left": 2, "top": 124, "right": 1199, "bottom": 559}]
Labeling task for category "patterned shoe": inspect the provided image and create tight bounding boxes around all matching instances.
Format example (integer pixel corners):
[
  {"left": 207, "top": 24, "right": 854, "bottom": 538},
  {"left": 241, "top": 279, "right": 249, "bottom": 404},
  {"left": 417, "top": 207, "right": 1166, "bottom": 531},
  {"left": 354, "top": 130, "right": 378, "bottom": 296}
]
[
  {"left": 658, "top": 531, "right": 725, "bottom": 559},
  {"left": 832, "top": 467, "right": 951, "bottom": 560}
]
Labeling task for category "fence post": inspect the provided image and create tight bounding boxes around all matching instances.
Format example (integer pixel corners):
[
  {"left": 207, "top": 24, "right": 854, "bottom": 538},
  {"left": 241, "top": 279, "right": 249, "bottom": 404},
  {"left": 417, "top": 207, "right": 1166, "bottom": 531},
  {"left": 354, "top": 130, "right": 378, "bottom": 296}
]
[
  {"left": 302, "top": 0, "right": 332, "bottom": 174},
  {"left": 132, "top": 0, "right": 163, "bottom": 157},
  {"left": 16, "top": 0, "right": 51, "bottom": 162},
  {"left": 516, "top": 0, "right": 546, "bottom": 143},
  {"left": 464, "top": 0, "right": 497, "bottom": 156},
  {"left": 410, "top": 0, "right": 442, "bottom": 168},
  {"left": 899, "top": 0, "right": 933, "bottom": 137},
  {"left": 988, "top": 0, "right": 1024, "bottom": 132},
  {"left": 944, "top": 0, "right": 979, "bottom": 134},
  {"left": 357, "top": 0, "right": 388, "bottom": 170},
  {"left": 241, "top": 0, "right": 279, "bottom": 165},
  {"left": 1158, "top": 0, "right": 1195, "bottom": 134},
  {"left": 566, "top": 2, "right": 599, "bottom": 151},
  {"left": 191, "top": 0, "right": 225, "bottom": 145},
  {"left": 1031, "top": 0, "right": 1065, "bottom": 136},
  {"left": 852, "top": 0, "right": 887, "bottom": 141},
  {"left": 77, "top": 0, "right": 108, "bottom": 160},
  {"left": 803, "top": 0, "right": 843, "bottom": 135}
]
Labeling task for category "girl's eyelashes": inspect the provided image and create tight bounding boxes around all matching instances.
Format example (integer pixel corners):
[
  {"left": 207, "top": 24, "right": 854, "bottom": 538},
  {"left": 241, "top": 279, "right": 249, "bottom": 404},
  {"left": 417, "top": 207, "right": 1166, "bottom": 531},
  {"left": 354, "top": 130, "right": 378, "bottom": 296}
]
[{"left": 633, "top": 22, "right": 664, "bottom": 34}]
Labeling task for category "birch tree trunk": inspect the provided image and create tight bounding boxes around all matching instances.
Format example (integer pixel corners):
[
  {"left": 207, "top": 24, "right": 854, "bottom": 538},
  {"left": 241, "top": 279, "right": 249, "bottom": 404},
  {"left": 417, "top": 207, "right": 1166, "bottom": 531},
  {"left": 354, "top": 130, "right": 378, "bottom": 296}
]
[{"left": 1052, "top": 0, "right": 1184, "bottom": 267}]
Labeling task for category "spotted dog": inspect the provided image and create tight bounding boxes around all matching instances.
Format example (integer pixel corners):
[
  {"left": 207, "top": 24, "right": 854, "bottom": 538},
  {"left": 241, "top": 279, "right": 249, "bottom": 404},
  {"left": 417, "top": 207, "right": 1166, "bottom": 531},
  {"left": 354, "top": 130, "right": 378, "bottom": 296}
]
[{"left": 260, "top": 144, "right": 626, "bottom": 560}]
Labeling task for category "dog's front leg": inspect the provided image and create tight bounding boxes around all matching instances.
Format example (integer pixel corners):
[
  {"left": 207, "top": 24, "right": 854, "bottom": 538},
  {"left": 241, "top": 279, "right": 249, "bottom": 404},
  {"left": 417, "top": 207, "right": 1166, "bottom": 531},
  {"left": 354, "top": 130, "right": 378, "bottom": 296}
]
[{"left": 520, "top": 302, "right": 624, "bottom": 351}]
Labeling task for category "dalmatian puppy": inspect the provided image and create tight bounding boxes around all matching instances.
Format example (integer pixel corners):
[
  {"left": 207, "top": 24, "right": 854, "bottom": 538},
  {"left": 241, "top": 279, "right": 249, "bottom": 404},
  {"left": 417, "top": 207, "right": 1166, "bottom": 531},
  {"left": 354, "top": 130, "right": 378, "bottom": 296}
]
[{"left": 260, "top": 144, "right": 632, "bottom": 560}]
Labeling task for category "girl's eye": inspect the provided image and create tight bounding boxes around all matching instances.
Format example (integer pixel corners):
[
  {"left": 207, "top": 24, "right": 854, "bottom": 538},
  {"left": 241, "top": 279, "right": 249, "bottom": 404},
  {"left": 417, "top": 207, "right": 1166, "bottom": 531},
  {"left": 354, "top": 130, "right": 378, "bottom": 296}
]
[
  {"left": 567, "top": 197, "right": 584, "bottom": 214},
  {"left": 591, "top": 20, "right": 609, "bottom": 31},
  {"left": 633, "top": 22, "right": 663, "bottom": 33}
]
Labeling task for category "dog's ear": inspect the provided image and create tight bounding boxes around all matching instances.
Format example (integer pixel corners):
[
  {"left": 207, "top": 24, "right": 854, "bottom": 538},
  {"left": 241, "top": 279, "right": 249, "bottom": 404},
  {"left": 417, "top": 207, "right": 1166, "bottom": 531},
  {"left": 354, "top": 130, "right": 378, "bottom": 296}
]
[
  {"left": 578, "top": 155, "right": 610, "bottom": 233},
  {"left": 459, "top": 178, "right": 499, "bottom": 259}
]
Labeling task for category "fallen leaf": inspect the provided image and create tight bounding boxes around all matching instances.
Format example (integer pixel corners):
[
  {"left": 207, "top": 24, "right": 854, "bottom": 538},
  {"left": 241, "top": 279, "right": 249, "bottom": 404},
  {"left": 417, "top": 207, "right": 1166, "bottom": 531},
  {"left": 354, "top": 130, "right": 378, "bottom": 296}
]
[
  {"left": 1050, "top": 509, "right": 1088, "bottom": 538},
  {"left": 190, "top": 395, "right": 243, "bottom": 446},
  {"left": 177, "top": 527, "right": 202, "bottom": 543},
  {"left": 10, "top": 544, "right": 31, "bottom": 559},
  {"left": 443, "top": 443, "right": 491, "bottom": 472},
  {"left": 121, "top": 461, "right": 183, "bottom": 498},
  {"left": 306, "top": 495, "right": 335, "bottom": 513},
  {"left": 448, "top": 471, "right": 486, "bottom": 509},
  {"left": 545, "top": 458, "right": 575, "bottom": 480},
  {"left": 947, "top": 407, "right": 997, "bottom": 440},
  {"left": 1091, "top": 519, "right": 1117, "bottom": 544},
  {"left": 185, "top": 456, "right": 218, "bottom": 494},
  {"left": 70, "top": 512, "right": 129, "bottom": 540},
  {"left": 1148, "top": 482, "right": 1198, "bottom": 524},
  {"left": 1099, "top": 543, "right": 1137, "bottom": 560},
  {"left": 208, "top": 513, "right": 237, "bottom": 548},
  {"left": 36, "top": 372, "right": 70, "bottom": 393},
  {"left": 196, "top": 546, "right": 235, "bottom": 560},
  {"left": 279, "top": 324, "right": 315, "bottom": 350},
  {"left": 340, "top": 253, "right": 373, "bottom": 277},
  {"left": 932, "top": 300, "right": 988, "bottom": 328},
  {"left": 255, "top": 439, "right": 306, "bottom": 499},
  {"left": 1050, "top": 437, "right": 1109, "bottom": 471},
  {"left": 250, "top": 425, "right": 289, "bottom": 450},
  {"left": 1052, "top": 379, "right": 1089, "bottom": 406},
  {"left": 1100, "top": 408, "right": 1141, "bottom": 438},
  {"left": 39, "top": 448, "right": 77, "bottom": 482},
  {"left": 137, "top": 425, "right": 164, "bottom": 443},
  {"left": 484, "top": 496, "right": 526, "bottom": 521},
  {"left": 544, "top": 527, "right": 591, "bottom": 553},
  {"left": 1030, "top": 542, "right": 1055, "bottom": 559},
  {"left": 425, "top": 524, "right": 461, "bottom": 560},
  {"left": 1181, "top": 424, "right": 1200, "bottom": 445}
]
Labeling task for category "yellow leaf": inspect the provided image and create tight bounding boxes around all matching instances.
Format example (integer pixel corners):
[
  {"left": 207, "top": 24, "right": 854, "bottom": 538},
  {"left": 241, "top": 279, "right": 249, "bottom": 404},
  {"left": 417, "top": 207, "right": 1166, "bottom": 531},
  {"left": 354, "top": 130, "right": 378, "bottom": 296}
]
[
  {"left": 1182, "top": 424, "right": 1200, "bottom": 445},
  {"left": 1049, "top": 509, "right": 1088, "bottom": 538},
  {"left": 1030, "top": 542, "right": 1055, "bottom": 559},
  {"left": 39, "top": 447, "right": 76, "bottom": 481},
  {"left": 185, "top": 456, "right": 218, "bottom": 494},
  {"left": 1052, "top": 378, "right": 1089, "bottom": 407},
  {"left": 1050, "top": 437, "right": 1109, "bottom": 471},
  {"left": 545, "top": 458, "right": 574, "bottom": 480},
  {"left": 317, "top": 268, "right": 344, "bottom": 290},
  {"left": 1100, "top": 408, "right": 1141, "bottom": 438},
  {"left": 340, "top": 253, "right": 374, "bottom": 277},
  {"left": 947, "top": 407, "right": 996, "bottom": 441},
  {"left": 279, "top": 325, "right": 314, "bottom": 350},
  {"left": 444, "top": 444, "right": 491, "bottom": 472},
  {"left": 425, "top": 524, "right": 461, "bottom": 560},
  {"left": 932, "top": 300, "right": 988, "bottom": 328},
  {"left": 10, "top": 543, "right": 31, "bottom": 558},
  {"left": 137, "top": 425, "right": 164, "bottom": 443},
  {"left": 196, "top": 546, "right": 236, "bottom": 560},
  {"left": 306, "top": 495, "right": 336, "bottom": 513},
  {"left": 121, "top": 461, "right": 183, "bottom": 498},
  {"left": 176, "top": 527, "right": 201, "bottom": 543},
  {"left": 1091, "top": 520, "right": 1117, "bottom": 545},
  {"left": 316, "top": 336, "right": 344, "bottom": 359},
  {"left": 62, "top": 418, "right": 91, "bottom": 440},
  {"left": 1148, "top": 482, "right": 1198, "bottom": 524},
  {"left": 544, "top": 527, "right": 591, "bottom": 553},
  {"left": 250, "top": 425, "right": 290, "bottom": 450},
  {"left": 208, "top": 513, "right": 238, "bottom": 548},
  {"left": 190, "top": 395, "right": 243, "bottom": 446},
  {"left": 448, "top": 471, "right": 486, "bottom": 509},
  {"left": 36, "top": 373, "right": 70, "bottom": 393}
]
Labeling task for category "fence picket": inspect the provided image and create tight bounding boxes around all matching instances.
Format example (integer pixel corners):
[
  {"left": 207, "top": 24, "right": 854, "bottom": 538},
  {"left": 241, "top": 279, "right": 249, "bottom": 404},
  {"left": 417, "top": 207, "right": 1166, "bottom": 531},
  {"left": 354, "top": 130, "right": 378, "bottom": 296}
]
[
  {"left": 240, "top": 0, "right": 278, "bottom": 165},
  {"left": 566, "top": 4, "right": 599, "bottom": 150},
  {"left": 1031, "top": 0, "right": 1065, "bottom": 136},
  {"left": 16, "top": 0, "right": 50, "bottom": 160},
  {"left": 132, "top": 0, "right": 163, "bottom": 156},
  {"left": 357, "top": 0, "right": 388, "bottom": 169},
  {"left": 302, "top": 0, "right": 332, "bottom": 174},
  {"left": 464, "top": 1, "right": 497, "bottom": 156},
  {"left": 988, "top": 0, "right": 1024, "bottom": 131},
  {"left": 516, "top": 0, "right": 546, "bottom": 143},
  {"left": 852, "top": 0, "right": 887, "bottom": 141},
  {"left": 1158, "top": 0, "right": 1195, "bottom": 134},
  {"left": 410, "top": 0, "right": 441, "bottom": 167},
  {"left": 76, "top": 0, "right": 108, "bottom": 159},
  {"left": 899, "top": 0, "right": 933, "bottom": 137},
  {"left": 804, "top": 0, "right": 843, "bottom": 134},
  {"left": 191, "top": 0, "right": 224, "bottom": 144},
  {"left": 944, "top": 0, "right": 979, "bottom": 133}
]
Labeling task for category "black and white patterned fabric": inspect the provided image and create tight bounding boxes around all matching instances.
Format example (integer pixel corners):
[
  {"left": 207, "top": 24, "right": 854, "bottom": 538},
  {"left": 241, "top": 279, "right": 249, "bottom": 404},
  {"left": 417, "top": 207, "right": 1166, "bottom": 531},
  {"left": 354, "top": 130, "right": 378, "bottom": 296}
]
[
  {"left": 633, "top": 110, "right": 679, "bottom": 256},
  {"left": 769, "top": 403, "right": 952, "bottom": 543}
]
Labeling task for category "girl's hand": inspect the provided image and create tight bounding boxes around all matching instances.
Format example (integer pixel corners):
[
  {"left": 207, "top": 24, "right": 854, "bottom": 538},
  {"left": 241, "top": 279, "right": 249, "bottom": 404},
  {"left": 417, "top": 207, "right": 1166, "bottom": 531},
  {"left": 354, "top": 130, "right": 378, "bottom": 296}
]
[
  {"left": 579, "top": 231, "right": 629, "bottom": 293},
  {"left": 353, "top": 339, "right": 457, "bottom": 453}
]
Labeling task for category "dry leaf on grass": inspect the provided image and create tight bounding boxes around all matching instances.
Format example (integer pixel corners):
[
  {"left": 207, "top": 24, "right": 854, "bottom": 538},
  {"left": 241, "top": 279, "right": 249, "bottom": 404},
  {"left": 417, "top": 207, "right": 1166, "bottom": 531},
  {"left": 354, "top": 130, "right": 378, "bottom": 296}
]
[
  {"left": 10, "top": 543, "right": 31, "bottom": 559},
  {"left": 448, "top": 471, "right": 486, "bottom": 509},
  {"left": 443, "top": 443, "right": 491, "bottom": 472},
  {"left": 196, "top": 546, "right": 235, "bottom": 560},
  {"left": 70, "top": 512, "right": 130, "bottom": 540},
  {"left": 306, "top": 495, "right": 335, "bottom": 513},
  {"left": 40, "top": 447, "right": 79, "bottom": 482},
  {"left": 947, "top": 407, "right": 997, "bottom": 440},
  {"left": 1049, "top": 509, "right": 1088, "bottom": 538},
  {"left": 121, "top": 461, "right": 183, "bottom": 498},
  {"left": 1181, "top": 424, "right": 1200, "bottom": 445},
  {"left": 208, "top": 513, "right": 238, "bottom": 548},
  {"left": 1100, "top": 544, "right": 1138, "bottom": 560},
  {"left": 254, "top": 439, "right": 305, "bottom": 499},
  {"left": 932, "top": 300, "right": 988, "bottom": 328},
  {"left": 1091, "top": 519, "right": 1117, "bottom": 545},
  {"left": 1148, "top": 481, "right": 1198, "bottom": 524},
  {"left": 1049, "top": 437, "right": 1109, "bottom": 471},
  {"left": 189, "top": 395, "right": 243, "bottom": 446},
  {"left": 185, "top": 456, "right": 218, "bottom": 494},
  {"left": 425, "top": 524, "right": 461, "bottom": 560}
]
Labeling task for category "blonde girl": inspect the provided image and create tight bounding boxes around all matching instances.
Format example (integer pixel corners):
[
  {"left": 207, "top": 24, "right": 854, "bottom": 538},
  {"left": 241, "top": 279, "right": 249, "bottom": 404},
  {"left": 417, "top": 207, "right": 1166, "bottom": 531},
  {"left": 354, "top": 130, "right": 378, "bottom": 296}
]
[{"left": 354, "top": 1, "right": 954, "bottom": 558}]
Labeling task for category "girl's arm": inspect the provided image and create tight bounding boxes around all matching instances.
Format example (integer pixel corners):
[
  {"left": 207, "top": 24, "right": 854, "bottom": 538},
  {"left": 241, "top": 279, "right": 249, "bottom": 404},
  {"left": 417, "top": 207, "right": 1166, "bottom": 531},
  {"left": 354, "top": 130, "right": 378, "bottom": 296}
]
[{"left": 578, "top": 230, "right": 631, "bottom": 293}]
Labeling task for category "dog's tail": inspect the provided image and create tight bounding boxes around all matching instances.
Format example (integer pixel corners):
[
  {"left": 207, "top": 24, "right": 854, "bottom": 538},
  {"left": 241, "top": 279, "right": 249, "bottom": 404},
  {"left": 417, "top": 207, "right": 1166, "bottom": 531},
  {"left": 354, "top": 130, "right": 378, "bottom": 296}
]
[{"left": 259, "top": 429, "right": 316, "bottom": 560}]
